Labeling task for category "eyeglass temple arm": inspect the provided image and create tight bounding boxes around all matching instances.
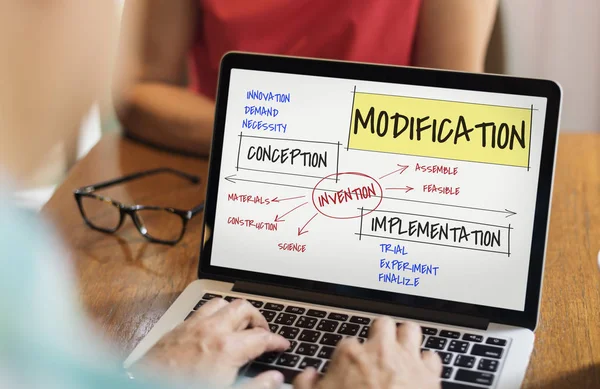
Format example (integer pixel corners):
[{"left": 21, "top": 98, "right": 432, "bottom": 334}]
[
  {"left": 190, "top": 203, "right": 205, "bottom": 217},
  {"left": 79, "top": 168, "right": 200, "bottom": 191}
]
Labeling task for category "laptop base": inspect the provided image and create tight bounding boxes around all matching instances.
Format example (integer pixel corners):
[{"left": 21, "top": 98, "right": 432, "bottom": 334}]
[{"left": 124, "top": 279, "right": 534, "bottom": 389}]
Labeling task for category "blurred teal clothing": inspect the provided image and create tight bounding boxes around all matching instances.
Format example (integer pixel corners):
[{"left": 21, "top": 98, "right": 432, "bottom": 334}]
[{"left": 0, "top": 191, "right": 159, "bottom": 388}]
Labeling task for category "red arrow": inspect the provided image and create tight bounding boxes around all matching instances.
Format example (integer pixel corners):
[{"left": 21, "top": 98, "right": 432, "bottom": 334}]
[
  {"left": 386, "top": 186, "right": 414, "bottom": 193},
  {"left": 271, "top": 195, "right": 305, "bottom": 203},
  {"left": 379, "top": 164, "right": 409, "bottom": 180},
  {"left": 298, "top": 213, "right": 318, "bottom": 236},
  {"left": 274, "top": 202, "right": 308, "bottom": 222}
]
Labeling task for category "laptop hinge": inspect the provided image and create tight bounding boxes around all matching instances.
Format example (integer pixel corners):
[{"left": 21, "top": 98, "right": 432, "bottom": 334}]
[{"left": 233, "top": 281, "right": 489, "bottom": 330}]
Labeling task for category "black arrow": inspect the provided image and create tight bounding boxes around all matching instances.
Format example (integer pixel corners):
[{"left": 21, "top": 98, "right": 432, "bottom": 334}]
[
  {"left": 382, "top": 195, "right": 517, "bottom": 218},
  {"left": 224, "top": 174, "right": 320, "bottom": 192},
  {"left": 223, "top": 175, "right": 516, "bottom": 217}
]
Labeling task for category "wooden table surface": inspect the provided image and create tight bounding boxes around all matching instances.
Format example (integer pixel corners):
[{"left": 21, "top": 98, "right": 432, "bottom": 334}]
[{"left": 42, "top": 132, "right": 600, "bottom": 388}]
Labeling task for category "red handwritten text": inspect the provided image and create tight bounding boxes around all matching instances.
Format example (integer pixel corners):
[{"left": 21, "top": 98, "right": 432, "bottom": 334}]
[
  {"left": 422, "top": 184, "right": 460, "bottom": 196},
  {"left": 227, "top": 216, "right": 278, "bottom": 231},
  {"left": 278, "top": 242, "right": 307, "bottom": 252},
  {"left": 228, "top": 193, "right": 272, "bottom": 205},
  {"left": 415, "top": 163, "right": 458, "bottom": 176}
]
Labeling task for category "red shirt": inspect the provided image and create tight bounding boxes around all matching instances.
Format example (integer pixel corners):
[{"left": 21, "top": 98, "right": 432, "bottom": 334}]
[{"left": 189, "top": 0, "right": 422, "bottom": 99}]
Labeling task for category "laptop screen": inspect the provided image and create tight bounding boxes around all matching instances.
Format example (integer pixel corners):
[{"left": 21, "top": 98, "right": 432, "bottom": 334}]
[{"left": 209, "top": 67, "right": 549, "bottom": 312}]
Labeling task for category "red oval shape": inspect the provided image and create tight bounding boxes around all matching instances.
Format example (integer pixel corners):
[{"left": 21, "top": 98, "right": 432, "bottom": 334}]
[{"left": 311, "top": 172, "right": 383, "bottom": 220}]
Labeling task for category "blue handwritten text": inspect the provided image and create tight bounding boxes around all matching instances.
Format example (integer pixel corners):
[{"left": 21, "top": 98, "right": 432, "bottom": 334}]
[
  {"left": 379, "top": 259, "right": 440, "bottom": 275},
  {"left": 378, "top": 273, "right": 420, "bottom": 287},
  {"left": 379, "top": 243, "right": 408, "bottom": 255},
  {"left": 246, "top": 90, "right": 291, "bottom": 103}
]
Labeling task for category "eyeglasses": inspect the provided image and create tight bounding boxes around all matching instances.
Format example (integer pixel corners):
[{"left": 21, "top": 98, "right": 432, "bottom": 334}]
[{"left": 73, "top": 168, "right": 204, "bottom": 245}]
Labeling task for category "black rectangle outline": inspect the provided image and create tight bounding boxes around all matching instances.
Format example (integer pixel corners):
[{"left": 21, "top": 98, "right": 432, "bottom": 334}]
[
  {"left": 347, "top": 91, "right": 534, "bottom": 169},
  {"left": 363, "top": 208, "right": 509, "bottom": 229},
  {"left": 508, "top": 224, "right": 512, "bottom": 258},
  {"left": 527, "top": 104, "right": 534, "bottom": 171},
  {"left": 237, "top": 133, "right": 338, "bottom": 180},
  {"left": 346, "top": 86, "right": 356, "bottom": 151},
  {"left": 359, "top": 207, "right": 364, "bottom": 241},
  {"left": 200, "top": 52, "right": 562, "bottom": 332},
  {"left": 335, "top": 142, "right": 341, "bottom": 183},
  {"left": 354, "top": 90, "right": 540, "bottom": 111},
  {"left": 359, "top": 208, "right": 511, "bottom": 255},
  {"left": 241, "top": 133, "right": 339, "bottom": 146},
  {"left": 236, "top": 132, "right": 243, "bottom": 171}
]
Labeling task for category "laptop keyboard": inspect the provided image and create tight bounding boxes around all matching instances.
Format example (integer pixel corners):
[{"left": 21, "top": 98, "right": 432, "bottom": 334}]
[{"left": 186, "top": 293, "right": 509, "bottom": 388}]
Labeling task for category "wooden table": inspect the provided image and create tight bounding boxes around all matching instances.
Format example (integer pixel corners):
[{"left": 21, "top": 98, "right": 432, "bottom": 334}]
[{"left": 42, "top": 133, "right": 600, "bottom": 388}]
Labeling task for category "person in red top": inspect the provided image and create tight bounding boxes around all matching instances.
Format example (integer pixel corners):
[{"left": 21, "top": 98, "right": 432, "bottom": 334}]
[
  {"left": 115, "top": 0, "right": 497, "bottom": 155},
  {"left": 112, "top": 2, "right": 497, "bottom": 388},
  {"left": 188, "top": 0, "right": 423, "bottom": 100}
]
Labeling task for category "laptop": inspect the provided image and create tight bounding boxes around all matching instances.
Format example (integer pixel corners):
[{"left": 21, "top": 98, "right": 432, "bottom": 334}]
[{"left": 124, "top": 52, "right": 562, "bottom": 388}]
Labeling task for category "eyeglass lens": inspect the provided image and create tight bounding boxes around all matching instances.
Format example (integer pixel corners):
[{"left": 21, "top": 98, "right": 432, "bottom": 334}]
[
  {"left": 80, "top": 196, "right": 121, "bottom": 231},
  {"left": 134, "top": 209, "right": 185, "bottom": 242}
]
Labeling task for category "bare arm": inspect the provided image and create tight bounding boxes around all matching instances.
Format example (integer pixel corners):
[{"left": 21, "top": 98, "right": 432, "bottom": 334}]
[
  {"left": 113, "top": 0, "right": 214, "bottom": 156},
  {"left": 412, "top": 0, "right": 498, "bottom": 72}
]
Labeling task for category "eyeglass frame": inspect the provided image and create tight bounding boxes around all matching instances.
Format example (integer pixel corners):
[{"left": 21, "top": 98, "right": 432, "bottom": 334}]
[{"left": 73, "top": 167, "right": 204, "bottom": 245}]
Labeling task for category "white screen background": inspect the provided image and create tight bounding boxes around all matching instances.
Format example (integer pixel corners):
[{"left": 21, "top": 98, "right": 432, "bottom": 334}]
[{"left": 209, "top": 69, "right": 548, "bottom": 311}]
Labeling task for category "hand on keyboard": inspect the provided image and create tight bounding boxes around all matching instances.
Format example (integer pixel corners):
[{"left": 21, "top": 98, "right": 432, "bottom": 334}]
[
  {"left": 294, "top": 318, "right": 442, "bottom": 389},
  {"left": 136, "top": 298, "right": 290, "bottom": 389}
]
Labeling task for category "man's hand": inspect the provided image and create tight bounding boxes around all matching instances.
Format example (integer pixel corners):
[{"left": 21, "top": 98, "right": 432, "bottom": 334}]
[
  {"left": 294, "top": 318, "right": 442, "bottom": 389},
  {"left": 137, "top": 298, "right": 289, "bottom": 389}
]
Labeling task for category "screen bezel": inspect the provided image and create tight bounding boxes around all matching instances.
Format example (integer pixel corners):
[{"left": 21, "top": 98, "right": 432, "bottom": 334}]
[{"left": 199, "top": 52, "right": 561, "bottom": 331}]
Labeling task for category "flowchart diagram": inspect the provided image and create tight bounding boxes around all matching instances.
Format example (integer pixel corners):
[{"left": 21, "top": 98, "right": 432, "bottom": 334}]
[
  {"left": 211, "top": 70, "right": 546, "bottom": 309},
  {"left": 224, "top": 88, "right": 532, "bottom": 250}
]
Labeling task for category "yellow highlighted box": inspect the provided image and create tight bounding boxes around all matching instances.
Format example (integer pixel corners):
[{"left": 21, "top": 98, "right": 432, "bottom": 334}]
[{"left": 348, "top": 93, "right": 532, "bottom": 168}]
